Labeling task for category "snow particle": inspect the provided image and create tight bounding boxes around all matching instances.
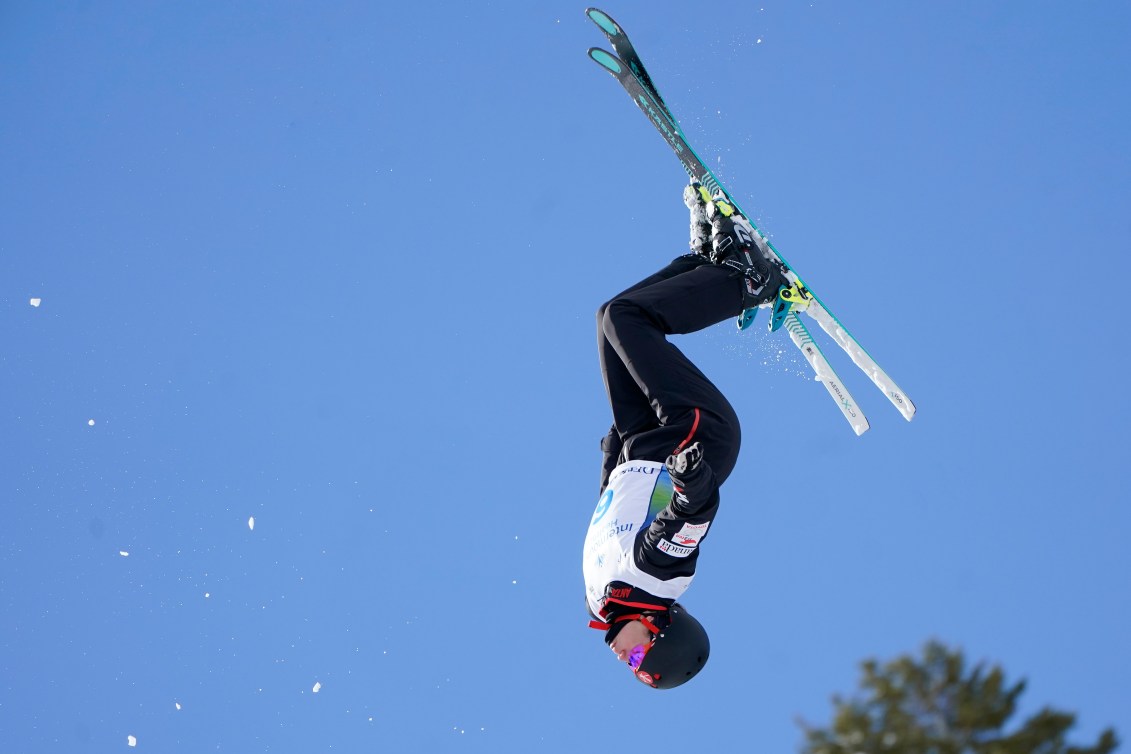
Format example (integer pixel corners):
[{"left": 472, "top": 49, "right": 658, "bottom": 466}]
[
  {"left": 175, "top": 701, "right": 182, "bottom": 710},
  {"left": 29, "top": 298, "right": 41, "bottom": 307},
  {"left": 248, "top": 516, "right": 255, "bottom": 531},
  {"left": 119, "top": 551, "right": 129, "bottom": 557},
  {"left": 204, "top": 592, "right": 210, "bottom": 598},
  {"left": 88, "top": 419, "right": 96, "bottom": 426},
  {"left": 127, "top": 735, "right": 137, "bottom": 747},
  {"left": 756, "top": 38, "right": 763, "bottom": 44},
  {"left": 312, "top": 681, "right": 322, "bottom": 693}
]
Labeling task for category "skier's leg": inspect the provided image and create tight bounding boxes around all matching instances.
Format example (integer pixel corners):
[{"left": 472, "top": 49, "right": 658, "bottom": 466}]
[
  {"left": 596, "top": 255, "right": 707, "bottom": 487},
  {"left": 600, "top": 262, "right": 744, "bottom": 484}
]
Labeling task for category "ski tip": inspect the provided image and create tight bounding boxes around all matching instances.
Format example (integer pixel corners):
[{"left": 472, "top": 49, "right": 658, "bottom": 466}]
[
  {"left": 898, "top": 395, "right": 917, "bottom": 422},
  {"left": 587, "top": 47, "right": 624, "bottom": 76},
  {"left": 585, "top": 8, "right": 622, "bottom": 37},
  {"left": 882, "top": 388, "right": 918, "bottom": 425}
]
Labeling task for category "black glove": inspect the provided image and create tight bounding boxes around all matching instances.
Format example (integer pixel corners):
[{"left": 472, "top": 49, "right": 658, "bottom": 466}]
[{"left": 666, "top": 441, "right": 703, "bottom": 478}]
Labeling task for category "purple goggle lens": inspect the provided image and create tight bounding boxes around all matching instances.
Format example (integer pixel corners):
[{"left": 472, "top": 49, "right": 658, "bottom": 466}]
[{"left": 628, "top": 643, "right": 649, "bottom": 670}]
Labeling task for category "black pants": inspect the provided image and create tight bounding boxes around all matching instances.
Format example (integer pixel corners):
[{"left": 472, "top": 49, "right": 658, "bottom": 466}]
[{"left": 597, "top": 254, "right": 743, "bottom": 492}]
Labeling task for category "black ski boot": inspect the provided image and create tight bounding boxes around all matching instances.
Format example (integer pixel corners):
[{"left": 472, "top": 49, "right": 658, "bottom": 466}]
[
  {"left": 682, "top": 183, "right": 714, "bottom": 259},
  {"left": 705, "top": 195, "right": 785, "bottom": 310}
]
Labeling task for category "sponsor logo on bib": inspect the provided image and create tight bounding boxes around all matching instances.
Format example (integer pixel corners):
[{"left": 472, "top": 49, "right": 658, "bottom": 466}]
[{"left": 591, "top": 489, "right": 614, "bottom": 524}]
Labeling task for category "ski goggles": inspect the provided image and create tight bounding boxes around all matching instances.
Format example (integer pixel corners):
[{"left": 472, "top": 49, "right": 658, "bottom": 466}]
[{"left": 628, "top": 641, "right": 652, "bottom": 670}]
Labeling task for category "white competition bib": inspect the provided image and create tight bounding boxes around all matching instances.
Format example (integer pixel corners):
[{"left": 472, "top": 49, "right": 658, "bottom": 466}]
[{"left": 582, "top": 460, "right": 692, "bottom": 617}]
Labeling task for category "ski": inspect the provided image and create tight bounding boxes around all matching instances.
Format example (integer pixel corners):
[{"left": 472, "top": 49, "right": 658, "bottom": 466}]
[
  {"left": 784, "top": 313, "right": 870, "bottom": 436},
  {"left": 586, "top": 8, "right": 915, "bottom": 433},
  {"left": 585, "top": 9, "right": 676, "bottom": 124}
]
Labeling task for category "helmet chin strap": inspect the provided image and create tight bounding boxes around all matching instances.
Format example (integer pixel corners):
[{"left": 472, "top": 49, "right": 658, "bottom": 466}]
[
  {"left": 588, "top": 601, "right": 665, "bottom": 637},
  {"left": 589, "top": 612, "right": 665, "bottom": 640}
]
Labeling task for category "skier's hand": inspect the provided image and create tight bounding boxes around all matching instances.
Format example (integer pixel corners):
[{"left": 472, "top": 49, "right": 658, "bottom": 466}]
[
  {"left": 705, "top": 194, "right": 760, "bottom": 265},
  {"left": 682, "top": 182, "right": 712, "bottom": 257},
  {"left": 666, "top": 441, "right": 703, "bottom": 478}
]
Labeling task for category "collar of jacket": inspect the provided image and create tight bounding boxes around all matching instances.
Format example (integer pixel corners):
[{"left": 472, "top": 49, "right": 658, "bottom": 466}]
[{"left": 587, "top": 582, "right": 673, "bottom": 642}]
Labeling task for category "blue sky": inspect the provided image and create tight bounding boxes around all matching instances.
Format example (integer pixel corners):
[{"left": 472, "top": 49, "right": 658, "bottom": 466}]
[{"left": 2, "top": 1, "right": 1128, "bottom": 751}]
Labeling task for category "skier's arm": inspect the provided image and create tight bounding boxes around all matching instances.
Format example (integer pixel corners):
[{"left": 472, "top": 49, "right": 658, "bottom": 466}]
[
  {"left": 665, "top": 446, "right": 719, "bottom": 518},
  {"left": 636, "top": 444, "right": 720, "bottom": 575},
  {"left": 598, "top": 426, "right": 622, "bottom": 493}
]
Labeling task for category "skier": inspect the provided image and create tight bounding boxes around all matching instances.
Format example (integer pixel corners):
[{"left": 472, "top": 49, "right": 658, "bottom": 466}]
[{"left": 583, "top": 183, "right": 785, "bottom": 689}]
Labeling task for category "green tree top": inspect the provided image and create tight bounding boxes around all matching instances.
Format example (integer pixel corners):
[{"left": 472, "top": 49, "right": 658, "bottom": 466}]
[{"left": 799, "top": 641, "right": 1118, "bottom": 754}]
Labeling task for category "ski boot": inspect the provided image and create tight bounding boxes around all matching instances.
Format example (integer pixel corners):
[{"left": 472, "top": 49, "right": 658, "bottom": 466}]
[
  {"left": 703, "top": 191, "right": 787, "bottom": 328},
  {"left": 682, "top": 182, "right": 713, "bottom": 259}
]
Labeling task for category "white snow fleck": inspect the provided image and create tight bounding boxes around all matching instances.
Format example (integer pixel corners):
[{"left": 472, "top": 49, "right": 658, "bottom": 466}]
[
  {"left": 204, "top": 592, "right": 210, "bottom": 598},
  {"left": 756, "top": 38, "right": 763, "bottom": 44},
  {"left": 312, "top": 681, "right": 321, "bottom": 693},
  {"left": 29, "top": 298, "right": 41, "bottom": 307},
  {"left": 119, "top": 551, "right": 129, "bottom": 557},
  {"left": 175, "top": 701, "right": 182, "bottom": 710},
  {"left": 88, "top": 419, "right": 96, "bottom": 426},
  {"left": 248, "top": 516, "right": 255, "bottom": 531},
  {"left": 127, "top": 735, "right": 137, "bottom": 747}
]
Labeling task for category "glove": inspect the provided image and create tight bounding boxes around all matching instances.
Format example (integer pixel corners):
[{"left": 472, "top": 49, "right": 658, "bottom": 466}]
[
  {"left": 705, "top": 194, "right": 761, "bottom": 265},
  {"left": 682, "top": 182, "right": 712, "bottom": 257},
  {"left": 666, "top": 441, "right": 703, "bottom": 478}
]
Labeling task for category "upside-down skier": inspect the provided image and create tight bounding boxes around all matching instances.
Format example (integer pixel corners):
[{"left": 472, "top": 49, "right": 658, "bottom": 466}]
[{"left": 583, "top": 183, "right": 785, "bottom": 689}]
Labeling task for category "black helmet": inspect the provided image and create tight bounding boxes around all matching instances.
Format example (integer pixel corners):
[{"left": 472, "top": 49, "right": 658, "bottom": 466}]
[{"left": 633, "top": 603, "right": 710, "bottom": 689}]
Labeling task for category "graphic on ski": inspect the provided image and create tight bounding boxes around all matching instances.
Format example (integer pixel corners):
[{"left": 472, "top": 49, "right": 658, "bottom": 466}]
[{"left": 586, "top": 8, "right": 915, "bottom": 434}]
